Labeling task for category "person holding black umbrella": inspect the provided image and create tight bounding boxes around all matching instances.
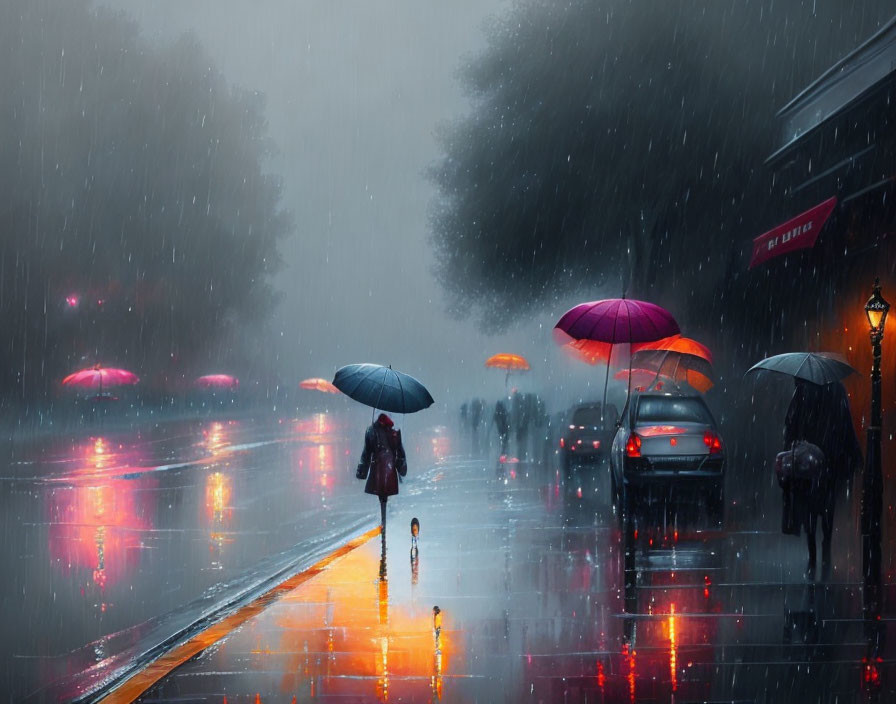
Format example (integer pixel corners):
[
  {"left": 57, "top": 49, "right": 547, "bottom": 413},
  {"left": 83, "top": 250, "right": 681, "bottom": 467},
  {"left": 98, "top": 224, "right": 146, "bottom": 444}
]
[
  {"left": 356, "top": 412, "right": 407, "bottom": 531},
  {"left": 746, "top": 352, "right": 862, "bottom": 580},
  {"left": 332, "top": 363, "right": 433, "bottom": 533},
  {"left": 784, "top": 379, "right": 862, "bottom": 579}
]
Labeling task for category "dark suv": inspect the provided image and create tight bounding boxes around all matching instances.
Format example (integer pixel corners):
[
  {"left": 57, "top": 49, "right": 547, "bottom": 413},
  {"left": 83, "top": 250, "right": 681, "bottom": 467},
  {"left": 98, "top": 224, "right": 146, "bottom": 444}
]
[
  {"left": 559, "top": 402, "right": 618, "bottom": 471},
  {"left": 610, "top": 392, "right": 724, "bottom": 524}
]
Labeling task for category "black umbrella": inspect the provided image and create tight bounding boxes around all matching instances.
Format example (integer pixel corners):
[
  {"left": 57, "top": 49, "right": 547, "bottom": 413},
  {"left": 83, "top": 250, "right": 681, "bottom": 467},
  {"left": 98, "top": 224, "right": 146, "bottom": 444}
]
[
  {"left": 332, "top": 363, "right": 434, "bottom": 414},
  {"left": 744, "top": 352, "right": 858, "bottom": 385}
]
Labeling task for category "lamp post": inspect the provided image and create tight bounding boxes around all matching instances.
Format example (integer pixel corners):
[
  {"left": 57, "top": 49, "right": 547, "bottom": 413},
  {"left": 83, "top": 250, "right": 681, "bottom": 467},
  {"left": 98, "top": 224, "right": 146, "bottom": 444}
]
[{"left": 862, "top": 278, "right": 889, "bottom": 636}]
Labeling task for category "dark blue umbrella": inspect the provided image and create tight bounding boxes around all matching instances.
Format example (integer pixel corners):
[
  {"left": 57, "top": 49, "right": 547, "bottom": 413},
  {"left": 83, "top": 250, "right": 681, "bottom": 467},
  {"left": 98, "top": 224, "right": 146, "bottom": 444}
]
[
  {"left": 744, "top": 352, "right": 858, "bottom": 385},
  {"left": 332, "top": 364, "right": 434, "bottom": 414}
]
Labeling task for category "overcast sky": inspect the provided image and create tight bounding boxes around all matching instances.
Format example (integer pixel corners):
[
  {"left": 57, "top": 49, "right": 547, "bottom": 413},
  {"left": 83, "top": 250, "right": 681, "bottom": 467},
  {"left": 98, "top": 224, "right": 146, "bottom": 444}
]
[
  {"left": 100, "top": 1, "right": 876, "bottom": 416},
  {"left": 93, "top": 0, "right": 601, "bottom": 409}
]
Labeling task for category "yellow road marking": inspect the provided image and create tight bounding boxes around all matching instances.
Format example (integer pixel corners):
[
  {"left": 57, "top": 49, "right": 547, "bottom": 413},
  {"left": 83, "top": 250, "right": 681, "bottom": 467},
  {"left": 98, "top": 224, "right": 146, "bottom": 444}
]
[{"left": 98, "top": 526, "right": 382, "bottom": 704}]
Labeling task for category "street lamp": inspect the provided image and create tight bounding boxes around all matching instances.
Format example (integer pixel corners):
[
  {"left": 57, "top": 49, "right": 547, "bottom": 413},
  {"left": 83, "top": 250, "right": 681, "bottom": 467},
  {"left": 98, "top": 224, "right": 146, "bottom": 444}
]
[
  {"left": 865, "top": 278, "right": 890, "bottom": 336},
  {"left": 862, "top": 278, "right": 889, "bottom": 640}
]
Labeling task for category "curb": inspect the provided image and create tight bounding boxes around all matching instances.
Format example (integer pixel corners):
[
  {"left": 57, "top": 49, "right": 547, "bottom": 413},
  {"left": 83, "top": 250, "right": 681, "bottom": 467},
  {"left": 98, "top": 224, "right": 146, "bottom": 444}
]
[{"left": 89, "top": 525, "right": 381, "bottom": 704}]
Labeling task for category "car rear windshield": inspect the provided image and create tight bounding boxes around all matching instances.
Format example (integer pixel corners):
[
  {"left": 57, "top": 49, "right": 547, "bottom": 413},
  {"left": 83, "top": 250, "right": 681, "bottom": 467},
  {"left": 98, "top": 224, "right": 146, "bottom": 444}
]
[{"left": 636, "top": 397, "right": 712, "bottom": 425}]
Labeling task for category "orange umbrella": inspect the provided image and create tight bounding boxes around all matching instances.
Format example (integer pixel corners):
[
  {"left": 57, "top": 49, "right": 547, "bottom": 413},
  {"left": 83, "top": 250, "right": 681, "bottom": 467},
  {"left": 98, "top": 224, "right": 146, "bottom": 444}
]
[
  {"left": 299, "top": 377, "right": 340, "bottom": 394},
  {"left": 679, "top": 369, "right": 714, "bottom": 393},
  {"left": 637, "top": 335, "right": 713, "bottom": 364},
  {"left": 485, "top": 353, "right": 531, "bottom": 371}
]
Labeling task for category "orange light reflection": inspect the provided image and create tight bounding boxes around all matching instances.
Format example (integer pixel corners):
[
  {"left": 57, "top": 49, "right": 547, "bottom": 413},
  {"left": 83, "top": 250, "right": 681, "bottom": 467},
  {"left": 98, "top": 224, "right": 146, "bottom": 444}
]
[
  {"left": 202, "top": 421, "right": 232, "bottom": 456},
  {"left": 205, "top": 471, "right": 233, "bottom": 567},
  {"left": 668, "top": 604, "right": 678, "bottom": 692},
  {"left": 266, "top": 544, "right": 455, "bottom": 701}
]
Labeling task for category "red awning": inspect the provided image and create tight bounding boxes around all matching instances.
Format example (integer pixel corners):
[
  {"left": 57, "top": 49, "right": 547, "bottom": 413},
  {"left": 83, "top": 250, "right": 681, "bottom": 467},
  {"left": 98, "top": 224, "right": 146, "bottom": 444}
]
[{"left": 749, "top": 197, "right": 837, "bottom": 269}]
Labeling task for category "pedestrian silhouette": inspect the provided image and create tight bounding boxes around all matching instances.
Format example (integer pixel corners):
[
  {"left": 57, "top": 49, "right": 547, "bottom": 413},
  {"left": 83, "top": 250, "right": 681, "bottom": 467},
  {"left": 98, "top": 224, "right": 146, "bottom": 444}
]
[
  {"left": 493, "top": 400, "right": 510, "bottom": 455},
  {"left": 470, "top": 398, "right": 484, "bottom": 455},
  {"left": 511, "top": 390, "right": 529, "bottom": 458},
  {"left": 782, "top": 379, "right": 862, "bottom": 579},
  {"left": 356, "top": 412, "right": 407, "bottom": 533}
]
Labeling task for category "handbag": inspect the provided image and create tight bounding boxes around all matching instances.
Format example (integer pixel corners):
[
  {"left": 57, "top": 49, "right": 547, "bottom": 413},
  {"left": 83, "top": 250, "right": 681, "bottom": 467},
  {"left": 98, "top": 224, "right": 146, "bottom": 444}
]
[{"left": 775, "top": 441, "right": 826, "bottom": 536}]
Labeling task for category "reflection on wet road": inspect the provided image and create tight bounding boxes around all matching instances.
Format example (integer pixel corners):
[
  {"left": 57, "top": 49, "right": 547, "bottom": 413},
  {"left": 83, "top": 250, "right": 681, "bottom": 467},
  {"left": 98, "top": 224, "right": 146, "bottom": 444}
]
[
  {"left": 0, "top": 413, "right": 378, "bottom": 702},
  {"left": 3, "top": 421, "right": 894, "bottom": 702},
  {"left": 138, "top": 441, "right": 894, "bottom": 703}
]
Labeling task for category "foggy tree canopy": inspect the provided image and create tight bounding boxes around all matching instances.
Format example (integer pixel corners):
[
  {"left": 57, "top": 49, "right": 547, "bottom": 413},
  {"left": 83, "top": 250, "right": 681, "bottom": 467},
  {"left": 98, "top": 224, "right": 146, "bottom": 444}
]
[
  {"left": 430, "top": 0, "right": 893, "bottom": 330},
  {"left": 0, "top": 0, "right": 290, "bottom": 400}
]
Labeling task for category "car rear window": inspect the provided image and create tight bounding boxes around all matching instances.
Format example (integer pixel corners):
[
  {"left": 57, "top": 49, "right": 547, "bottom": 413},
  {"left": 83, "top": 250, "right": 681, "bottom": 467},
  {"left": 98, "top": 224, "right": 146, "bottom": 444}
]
[{"left": 636, "top": 397, "right": 712, "bottom": 424}]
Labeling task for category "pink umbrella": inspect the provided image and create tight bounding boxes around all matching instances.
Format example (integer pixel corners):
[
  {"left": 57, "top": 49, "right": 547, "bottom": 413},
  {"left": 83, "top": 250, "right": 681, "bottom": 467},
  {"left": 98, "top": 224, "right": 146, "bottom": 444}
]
[
  {"left": 62, "top": 365, "right": 139, "bottom": 392},
  {"left": 195, "top": 374, "right": 239, "bottom": 389},
  {"left": 555, "top": 297, "right": 679, "bottom": 416},
  {"left": 555, "top": 298, "right": 679, "bottom": 344}
]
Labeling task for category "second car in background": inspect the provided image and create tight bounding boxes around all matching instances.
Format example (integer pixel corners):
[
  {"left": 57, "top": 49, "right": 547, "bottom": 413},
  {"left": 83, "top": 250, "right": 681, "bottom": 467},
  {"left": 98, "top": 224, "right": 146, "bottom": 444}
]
[{"left": 559, "top": 402, "right": 619, "bottom": 472}]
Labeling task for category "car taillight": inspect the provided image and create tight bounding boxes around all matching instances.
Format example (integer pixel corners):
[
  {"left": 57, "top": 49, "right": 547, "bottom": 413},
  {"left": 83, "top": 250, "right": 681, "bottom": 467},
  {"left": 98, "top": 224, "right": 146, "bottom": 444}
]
[
  {"left": 703, "top": 431, "right": 722, "bottom": 454},
  {"left": 625, "top": 433, "right": 641, "bottom": 458},
  {"left": 559, "top": 437, "right": 565, "bottom": 448},
  {"left": 592, "top": 440, "right": 600, "bottom": 449}
]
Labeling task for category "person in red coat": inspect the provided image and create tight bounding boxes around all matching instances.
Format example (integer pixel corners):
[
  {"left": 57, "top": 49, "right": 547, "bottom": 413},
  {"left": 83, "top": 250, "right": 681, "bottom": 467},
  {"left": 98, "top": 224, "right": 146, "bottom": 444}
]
[{"left": 357, "top": 413, "right": 407, "bottom": 531}]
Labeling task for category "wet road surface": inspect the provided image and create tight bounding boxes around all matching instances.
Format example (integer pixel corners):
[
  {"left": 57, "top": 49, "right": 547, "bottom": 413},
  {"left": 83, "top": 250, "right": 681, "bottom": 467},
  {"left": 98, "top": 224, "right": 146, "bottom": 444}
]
[
  {"left": 133, "top": 443, "right": 894, "bottom": 703},
  {"left": 1, "top": 412, "right": 386, "bottom": 702},
  {"left": 3, "top": 420, "right": 894, "bottom": 702}
]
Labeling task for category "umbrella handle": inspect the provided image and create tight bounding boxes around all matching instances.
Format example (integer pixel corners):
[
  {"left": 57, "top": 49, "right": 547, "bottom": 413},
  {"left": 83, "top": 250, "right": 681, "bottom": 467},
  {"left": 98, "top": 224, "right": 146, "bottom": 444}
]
[
  {"left": 602, "top": 354, "right": 611, "bottom": 424},
  {"left": 372, "top": 367, "right": 388, "bottom": 420}
]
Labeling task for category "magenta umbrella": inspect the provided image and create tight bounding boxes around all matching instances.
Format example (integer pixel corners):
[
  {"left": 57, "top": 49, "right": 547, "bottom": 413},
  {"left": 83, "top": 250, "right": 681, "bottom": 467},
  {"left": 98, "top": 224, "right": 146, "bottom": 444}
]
[
  {"left": 195, "top": 374, "right": 239, "bottom": 389},
  {"left": 555, "top": 298, "right": 680, "bottom": 344},
  {"left": 62, "top": 365, "right": 139, "bottom": 393},
  {"left": 555, "top": 297, "right": 679, "bottom": 418}
]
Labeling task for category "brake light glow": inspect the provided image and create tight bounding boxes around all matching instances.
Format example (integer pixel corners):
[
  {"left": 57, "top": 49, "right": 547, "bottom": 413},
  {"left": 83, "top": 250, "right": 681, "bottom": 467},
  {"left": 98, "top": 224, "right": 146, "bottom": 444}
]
[
  {"left": 703, "top": 431, "right": 722, "bottom": 454},
  {"left": 625, "top": 433, "right": 641, "bottom": 458},
  {"left": 592, "top": 440, "right": 600, "bottom": 449},
  {"left": 559, "top": 437, "right": 565, "bottom": 448},
  {"left": 637, "top": 425, "right": 687, "bottom": 437}
]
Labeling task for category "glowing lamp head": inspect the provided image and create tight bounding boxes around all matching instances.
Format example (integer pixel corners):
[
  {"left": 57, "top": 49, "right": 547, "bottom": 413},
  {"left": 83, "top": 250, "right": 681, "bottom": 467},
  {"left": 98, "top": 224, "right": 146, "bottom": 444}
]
[{"left": 865, "top": 278, "right": 890, "bottom": 336}]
